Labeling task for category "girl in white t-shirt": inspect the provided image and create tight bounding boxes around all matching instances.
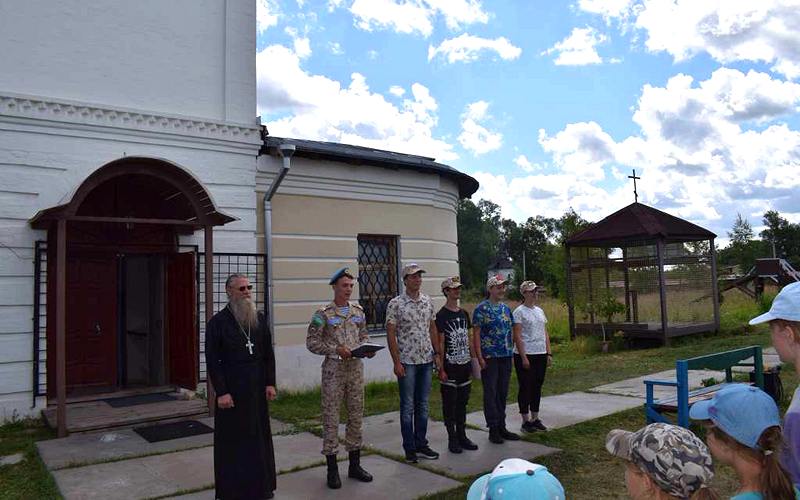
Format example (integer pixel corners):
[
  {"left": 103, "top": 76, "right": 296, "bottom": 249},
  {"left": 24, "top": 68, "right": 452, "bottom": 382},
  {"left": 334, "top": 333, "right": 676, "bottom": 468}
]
[{"left": 512, "top": 281, "right": 552, "bottom": 432}]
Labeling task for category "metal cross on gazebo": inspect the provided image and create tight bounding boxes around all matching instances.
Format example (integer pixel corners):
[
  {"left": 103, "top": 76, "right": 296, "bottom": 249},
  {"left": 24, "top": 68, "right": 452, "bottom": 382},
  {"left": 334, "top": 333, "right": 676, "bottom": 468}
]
[{"left": 628, "top": 169, "right": 641, "bottom": 203}]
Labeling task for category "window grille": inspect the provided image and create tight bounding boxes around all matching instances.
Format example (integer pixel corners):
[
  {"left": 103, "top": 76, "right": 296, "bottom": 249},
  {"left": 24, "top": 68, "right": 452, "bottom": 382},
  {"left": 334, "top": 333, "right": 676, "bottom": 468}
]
[{"left": 357, "top": 235, "right": 399, "bottom": 331}]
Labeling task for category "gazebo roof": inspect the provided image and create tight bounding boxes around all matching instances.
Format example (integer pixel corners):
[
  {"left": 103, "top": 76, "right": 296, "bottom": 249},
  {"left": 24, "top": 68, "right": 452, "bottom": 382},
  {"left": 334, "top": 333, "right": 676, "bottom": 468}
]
[{"left": 566, "top": 202, "right": 716, "bottom": 247}]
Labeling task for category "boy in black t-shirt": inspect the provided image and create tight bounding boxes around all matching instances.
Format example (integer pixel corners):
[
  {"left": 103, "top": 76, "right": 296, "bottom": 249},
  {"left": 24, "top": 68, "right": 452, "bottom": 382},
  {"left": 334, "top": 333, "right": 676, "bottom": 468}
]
[{"left": 435, "top": 276, "right": 479, "bottom": 453}]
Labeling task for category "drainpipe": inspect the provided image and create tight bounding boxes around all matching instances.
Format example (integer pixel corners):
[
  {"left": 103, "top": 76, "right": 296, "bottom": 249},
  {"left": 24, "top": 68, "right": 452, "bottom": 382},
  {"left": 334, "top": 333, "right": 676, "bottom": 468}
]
[{"left": 264, "top": 144, "right": 295, "bottom": 342}]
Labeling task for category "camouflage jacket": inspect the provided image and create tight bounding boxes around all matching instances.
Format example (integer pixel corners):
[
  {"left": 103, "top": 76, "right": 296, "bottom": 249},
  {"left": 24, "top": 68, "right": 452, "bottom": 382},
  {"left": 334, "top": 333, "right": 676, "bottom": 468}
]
[{"left": 306, "top": 301, "right": 370, "bottom": 358}]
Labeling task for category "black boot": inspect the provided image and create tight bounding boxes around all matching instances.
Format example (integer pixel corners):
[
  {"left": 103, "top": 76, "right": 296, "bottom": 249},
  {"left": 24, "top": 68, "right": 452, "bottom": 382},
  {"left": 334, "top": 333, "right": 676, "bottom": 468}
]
[
  {"left": 500, "top": 426, "right": 521, "bottom": 441},
  {"left": 326, "top": 454, "right": 341, "bottom": 489},
  {"left": 457, "top": 424, "right": 478, "bottom": 451},
  {"left": 489, "top": 426, "right": 504, "bottom": 444},
  {"left": 446, "top": 423, "right": 462, "bottom": 453},
  {"left": 348, "top": 449, "right": 373, "bottom": 482}
]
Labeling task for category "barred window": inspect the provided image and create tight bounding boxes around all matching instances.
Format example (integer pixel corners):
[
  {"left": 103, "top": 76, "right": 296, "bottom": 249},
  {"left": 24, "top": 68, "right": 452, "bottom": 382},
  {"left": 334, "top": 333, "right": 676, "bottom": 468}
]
[{"left": 357, "top": 235, "right": 399, "bottom": 332}]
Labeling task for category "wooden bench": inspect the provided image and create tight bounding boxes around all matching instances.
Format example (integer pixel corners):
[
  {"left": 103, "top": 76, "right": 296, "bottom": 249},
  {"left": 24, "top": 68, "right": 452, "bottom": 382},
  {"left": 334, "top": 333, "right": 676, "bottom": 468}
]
[{"left": 644, "top": 346, "right": 764, "bottom": 428}]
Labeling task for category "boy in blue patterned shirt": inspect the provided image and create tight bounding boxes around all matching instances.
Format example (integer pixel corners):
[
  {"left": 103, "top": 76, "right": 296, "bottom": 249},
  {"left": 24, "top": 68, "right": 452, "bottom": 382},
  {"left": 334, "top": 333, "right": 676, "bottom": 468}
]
[{"left": 472, "top": 274, "right": 521, "bottom": 444}]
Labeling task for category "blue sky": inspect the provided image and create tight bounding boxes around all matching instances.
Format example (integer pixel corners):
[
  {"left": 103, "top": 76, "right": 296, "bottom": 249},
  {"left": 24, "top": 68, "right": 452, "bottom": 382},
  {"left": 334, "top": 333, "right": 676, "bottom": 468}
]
[{"left": 255, "top": 0, "right": 800, "bottom": 246}]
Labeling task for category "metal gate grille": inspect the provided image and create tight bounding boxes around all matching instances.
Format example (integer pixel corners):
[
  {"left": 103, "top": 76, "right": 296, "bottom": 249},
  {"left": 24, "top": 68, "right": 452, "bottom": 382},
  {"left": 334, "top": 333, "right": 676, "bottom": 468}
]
[
  {"left": 32, "top": 243, "right": 267, "bottom": 395},
  {"left": 357, "top": 235, "right": 399, "bottom": 331}
]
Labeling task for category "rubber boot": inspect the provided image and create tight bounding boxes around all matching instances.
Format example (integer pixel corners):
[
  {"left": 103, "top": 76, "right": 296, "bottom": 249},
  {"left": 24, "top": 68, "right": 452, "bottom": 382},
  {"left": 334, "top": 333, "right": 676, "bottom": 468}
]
[
  {"left": 326, "top": 454, "right": 341, "bottom": 489},
  {"left": 446, "top": 423, "right": 462, "bottom": 453},
  {"left": 457, "top": 424, "right": 478, "bottom": 451},
  {"left": 347, "top": 449, "right": 373, "bottom": 482}
]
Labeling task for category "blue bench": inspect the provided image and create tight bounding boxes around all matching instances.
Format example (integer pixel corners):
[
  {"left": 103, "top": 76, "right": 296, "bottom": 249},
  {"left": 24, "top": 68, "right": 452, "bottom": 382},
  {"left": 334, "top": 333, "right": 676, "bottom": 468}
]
[{"left": 644, "top": 346, "right": 764, "bottom": 428}]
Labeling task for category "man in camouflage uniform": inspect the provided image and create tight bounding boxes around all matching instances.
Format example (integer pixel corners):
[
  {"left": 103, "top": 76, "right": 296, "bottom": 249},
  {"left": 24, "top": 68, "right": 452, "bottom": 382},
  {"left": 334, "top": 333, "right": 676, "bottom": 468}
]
[{"left": 306, "top": 267, "right": 374, "bottom": 489}]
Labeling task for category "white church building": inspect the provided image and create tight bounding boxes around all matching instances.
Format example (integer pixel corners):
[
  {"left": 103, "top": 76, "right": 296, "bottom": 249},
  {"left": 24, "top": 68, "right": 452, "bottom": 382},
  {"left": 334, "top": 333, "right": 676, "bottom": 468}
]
[{"left": 0, "top": 0, "right": 477, "bottom": 431}]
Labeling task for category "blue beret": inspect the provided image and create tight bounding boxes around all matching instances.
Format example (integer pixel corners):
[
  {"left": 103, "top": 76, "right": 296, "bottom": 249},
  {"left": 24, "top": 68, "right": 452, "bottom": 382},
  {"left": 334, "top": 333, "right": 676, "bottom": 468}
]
[{"left": 329, "top": 267, "right": 354, "bottom": 285}]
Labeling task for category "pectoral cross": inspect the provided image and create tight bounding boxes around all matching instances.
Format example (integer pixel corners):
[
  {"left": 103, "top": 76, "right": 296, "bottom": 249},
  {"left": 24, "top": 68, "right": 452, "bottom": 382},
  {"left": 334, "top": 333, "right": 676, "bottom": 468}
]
[
  {"left": 245, "top": 339, "right": 254, "bottom": 355},
  {"left": 628, "top": 169, "right": 641, "bottom": 203}
]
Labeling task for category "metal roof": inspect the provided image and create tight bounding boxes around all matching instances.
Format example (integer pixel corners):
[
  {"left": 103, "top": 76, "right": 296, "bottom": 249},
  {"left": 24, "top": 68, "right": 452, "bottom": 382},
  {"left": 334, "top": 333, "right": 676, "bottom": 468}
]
[
  {"left": 263, "top": 136, "right": 479, "bottom": 198},
  {"left": 566, "top": 202, "right": 717, "bottom": 247}
]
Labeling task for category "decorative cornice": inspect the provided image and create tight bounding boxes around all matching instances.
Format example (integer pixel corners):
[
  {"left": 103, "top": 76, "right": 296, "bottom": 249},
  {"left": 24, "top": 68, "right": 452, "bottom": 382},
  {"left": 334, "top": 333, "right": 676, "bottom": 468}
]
[{"left": 0, "top": 92, "right": 261, "bottom": 144}]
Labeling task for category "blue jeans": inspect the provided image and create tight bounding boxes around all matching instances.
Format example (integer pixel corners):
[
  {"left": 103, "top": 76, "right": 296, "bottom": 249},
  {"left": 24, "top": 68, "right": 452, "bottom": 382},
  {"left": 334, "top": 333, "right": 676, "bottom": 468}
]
[{"left": 397, "top": 362, "right": 433, "bottom": 453}]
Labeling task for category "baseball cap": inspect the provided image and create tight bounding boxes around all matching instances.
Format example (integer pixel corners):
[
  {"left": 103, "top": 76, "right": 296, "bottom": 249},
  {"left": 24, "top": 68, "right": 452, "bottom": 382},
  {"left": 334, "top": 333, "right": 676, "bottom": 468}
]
[
  {"left": 749, "top": 282, "right": 800, "bottom": 325},
  {"left": 606, "top": 423, "right": 714, "bottom": 498},
  {"left": 467, "top": 459, "right": 565, "bottom": 500},
  {"left": 486, "top": 274, "right": 508, "bottom": 289},
  {"left": 441, "top": 276, "right": 463, "bottom": 290},
  {"left": 402, "top": 263, "right": 426, "bottom": 279},
  {"left": 329, "top": 266, "right": 354, "bottom": 285},
  {"left": 520, "top": 281, "right": 538, "bottom": 293},
  {"left": 689, "top": 383, "right": 780, "bottom": 449}
]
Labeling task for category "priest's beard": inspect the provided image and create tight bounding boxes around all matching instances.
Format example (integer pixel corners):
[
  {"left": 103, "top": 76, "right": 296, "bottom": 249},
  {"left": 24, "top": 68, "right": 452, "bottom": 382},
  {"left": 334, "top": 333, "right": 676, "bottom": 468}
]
[{"left": 229, "top": 296, "right": 258, "bottom": 330}]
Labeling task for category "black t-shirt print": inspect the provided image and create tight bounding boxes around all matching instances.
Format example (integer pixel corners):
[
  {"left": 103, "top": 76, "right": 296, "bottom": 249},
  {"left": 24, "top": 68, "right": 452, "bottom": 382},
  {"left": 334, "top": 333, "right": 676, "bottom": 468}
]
[{"left": 435, "top": 307, "right": 472, "bottom": 365}]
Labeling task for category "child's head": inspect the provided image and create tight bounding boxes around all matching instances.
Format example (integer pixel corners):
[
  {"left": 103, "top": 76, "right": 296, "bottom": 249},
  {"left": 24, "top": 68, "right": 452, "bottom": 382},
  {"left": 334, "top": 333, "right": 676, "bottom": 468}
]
[
  {"left": 749, "top": 282, "right": 800, "bottom": 364},
  {"left": 690, "top": 384, "right": 793, "bottom": 499},
  {"left": 467, "top": 458, "right": 564, "bottom": 500},
  {"left": 606, "top": 423, "right": 717, "bottom": 500}
]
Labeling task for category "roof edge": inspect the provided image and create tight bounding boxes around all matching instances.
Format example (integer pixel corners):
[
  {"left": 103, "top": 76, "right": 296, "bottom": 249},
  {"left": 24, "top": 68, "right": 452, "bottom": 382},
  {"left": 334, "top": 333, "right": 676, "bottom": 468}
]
[{"left": 262, "top": 136, "right": 479, "bottom": 198}]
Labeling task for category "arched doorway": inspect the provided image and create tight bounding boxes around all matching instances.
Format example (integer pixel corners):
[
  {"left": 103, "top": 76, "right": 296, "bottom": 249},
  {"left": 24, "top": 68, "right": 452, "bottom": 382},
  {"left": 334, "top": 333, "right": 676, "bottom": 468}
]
[{"left": 30, "top": 157, "right": 234, "bottom": 411}]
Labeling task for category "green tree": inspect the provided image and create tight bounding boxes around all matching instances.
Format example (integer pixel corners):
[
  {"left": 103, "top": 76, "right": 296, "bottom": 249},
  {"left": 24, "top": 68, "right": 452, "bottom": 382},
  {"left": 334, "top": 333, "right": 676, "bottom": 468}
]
[
  {"left": 760, "top": 210, "right": 800, "bottom": 266},
  {"left": 456, "top": 199, "right": 502, "bottom": 290}
]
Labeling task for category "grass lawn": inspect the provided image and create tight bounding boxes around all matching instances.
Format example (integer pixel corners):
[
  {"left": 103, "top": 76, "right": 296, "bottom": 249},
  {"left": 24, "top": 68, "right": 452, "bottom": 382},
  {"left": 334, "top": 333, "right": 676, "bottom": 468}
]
[{"left": 0, "top": 290, "right": 788, "bottom": 499}]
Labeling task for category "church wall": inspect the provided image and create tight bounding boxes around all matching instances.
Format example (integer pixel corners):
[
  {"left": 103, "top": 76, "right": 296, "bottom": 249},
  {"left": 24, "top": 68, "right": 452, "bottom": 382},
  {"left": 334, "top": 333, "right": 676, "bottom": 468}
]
[
  {"left": 0, "top": 98, "right": 261, "bottom": 420},
  {"left": 0, "top": 0, "right": 256, "bottom": 125},
  {"left": 256, "top": 155, "right": 462, "bottom": 389}
]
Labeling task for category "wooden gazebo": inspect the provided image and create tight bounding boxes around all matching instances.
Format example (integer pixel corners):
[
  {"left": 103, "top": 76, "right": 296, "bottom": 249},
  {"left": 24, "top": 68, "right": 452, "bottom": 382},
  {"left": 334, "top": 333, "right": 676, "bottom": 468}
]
[{"left": 565, "top": 202, "right": 720, "bottom": 345}]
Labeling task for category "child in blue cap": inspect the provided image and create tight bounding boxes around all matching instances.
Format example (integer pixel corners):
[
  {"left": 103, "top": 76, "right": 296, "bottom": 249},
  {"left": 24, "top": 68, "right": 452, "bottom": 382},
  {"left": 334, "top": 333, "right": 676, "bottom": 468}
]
[
  {"left": 749, "top": 282, "right": 800, "bottom": 486},
  {"left": 467, "top": 458, "right": 565, "bottom": 500},
  {"left": 690, "top": 384, "right": 799, "bottom": 499}
]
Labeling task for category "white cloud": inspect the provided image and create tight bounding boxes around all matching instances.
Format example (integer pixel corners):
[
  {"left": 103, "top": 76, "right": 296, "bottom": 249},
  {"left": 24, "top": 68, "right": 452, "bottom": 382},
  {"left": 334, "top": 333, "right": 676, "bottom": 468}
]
[
  {"left": 543, "top": 27, "right": 608, "bottom": 65},
  {"left": 528, "top": 67, "right": 800, "bottom": 232},
  {"left": 367, "top": 49, "right": 379, "bottom": 60},
  {"left": 512, "top": 154, "right": 547, "bottom": 173},
  {"left": 634, "top": 0, "right": 800, "bottom": 79},
  {"left": 327, "top": 0, "right": 345, "bottom": 12},
  {"left": 578, "top": 0, "right": 635, "bottom": 22},
  {"left": 285, "top": 27, "right": 312, "bottom": 59},
  {"left": 389, "top": 86, "right": 406, "bottom": 97},
  {"left": 458, "top": 101, "right": 502, "bottom": 156},
  {"left": 428, "top": 34, "right": 522, "bottom": 63},
  {"left": 328, "top": 42, "right": 344, "bottom": 55},
  {"left": 256, "top": 0, "right": 280, "bottom": 34},
  {"left": 349, "top": 0, "right": 489, "bottom": 37},
  {"left": 257, "top": 44, "right": 458, "bottom": 161}
]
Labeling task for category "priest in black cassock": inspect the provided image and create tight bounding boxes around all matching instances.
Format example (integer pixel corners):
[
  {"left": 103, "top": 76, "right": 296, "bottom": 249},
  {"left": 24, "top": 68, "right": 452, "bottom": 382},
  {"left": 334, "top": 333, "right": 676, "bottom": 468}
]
[{"left": 205, "top": 273, "right": 277, "bottom": 500}]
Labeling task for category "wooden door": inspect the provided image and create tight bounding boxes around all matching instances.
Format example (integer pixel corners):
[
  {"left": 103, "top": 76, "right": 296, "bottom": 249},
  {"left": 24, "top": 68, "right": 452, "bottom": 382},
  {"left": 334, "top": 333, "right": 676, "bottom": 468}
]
[
  {"left": 166, "top": 252, "right": 197, "bottom": 389},
  {"left": 64, "top": 254, "right": 118, "bottom": 392}
]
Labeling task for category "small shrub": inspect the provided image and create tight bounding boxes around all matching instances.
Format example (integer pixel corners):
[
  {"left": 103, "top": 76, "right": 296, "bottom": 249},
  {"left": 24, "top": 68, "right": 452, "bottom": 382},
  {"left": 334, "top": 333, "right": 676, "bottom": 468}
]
[{"left": 571, "top": 335, "right": 599, "bottom": 356}]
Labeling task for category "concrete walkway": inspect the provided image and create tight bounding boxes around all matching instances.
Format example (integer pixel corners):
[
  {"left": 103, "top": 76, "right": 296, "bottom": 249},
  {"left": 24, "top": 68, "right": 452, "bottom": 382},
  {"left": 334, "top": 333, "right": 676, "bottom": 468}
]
[{"left": 37, "top": 347, "right": 781, "bottom": 499}]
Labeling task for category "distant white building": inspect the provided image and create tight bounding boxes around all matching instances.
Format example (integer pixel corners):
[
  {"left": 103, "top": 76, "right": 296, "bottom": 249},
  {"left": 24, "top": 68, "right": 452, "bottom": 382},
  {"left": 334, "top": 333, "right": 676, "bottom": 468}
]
[{"left": 0, "top": 0, "right": 477, "bottom": 426}]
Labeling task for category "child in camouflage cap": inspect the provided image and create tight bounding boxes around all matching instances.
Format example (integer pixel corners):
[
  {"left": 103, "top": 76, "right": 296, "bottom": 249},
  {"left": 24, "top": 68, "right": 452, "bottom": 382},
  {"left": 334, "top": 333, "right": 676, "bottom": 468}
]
[{"left": 606, "top": 422, "right": 718, "bottom": 500}]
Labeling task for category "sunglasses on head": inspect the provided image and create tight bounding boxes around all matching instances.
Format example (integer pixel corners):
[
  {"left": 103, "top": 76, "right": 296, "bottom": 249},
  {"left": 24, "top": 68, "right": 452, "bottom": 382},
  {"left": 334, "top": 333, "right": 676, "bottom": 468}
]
[{"left": 237, "top": 285, "right": 253, "bottom": 291}]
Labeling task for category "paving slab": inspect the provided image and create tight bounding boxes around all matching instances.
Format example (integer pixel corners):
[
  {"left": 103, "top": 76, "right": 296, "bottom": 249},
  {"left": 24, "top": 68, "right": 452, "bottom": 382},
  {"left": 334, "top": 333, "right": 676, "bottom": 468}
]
[
  {"left": 37, "top": 417, "right": 216, "bottom": 470},
  {"left": 590, "top": 369, "right": 724, "bottom": 399},
  {"left": 37, "top": 417, "right": 292, "bottom": 470},
  {"left": 52, "top": 446, "right": 214, "bottom": 500},
  {"left": 351, "top": 412, "right": 559, "bottom": 477},
  {"left": 166, "top": 455, "right": 462, "bottom": 499},
  {"left": 466, "top": 392, "right": 642, "bottom": 431},
  {"left": 0, "top": 452, "right": 24, "bottom": 466},
  {"left": 50, "top": 432, "right": 338, "bottom": 500}
]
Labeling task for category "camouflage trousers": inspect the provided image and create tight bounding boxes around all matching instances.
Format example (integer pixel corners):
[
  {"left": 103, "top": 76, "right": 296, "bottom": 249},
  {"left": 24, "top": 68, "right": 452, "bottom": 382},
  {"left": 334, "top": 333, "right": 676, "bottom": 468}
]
[{"left": 321, "top": 357, "right": 364, "bottom": 455}]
